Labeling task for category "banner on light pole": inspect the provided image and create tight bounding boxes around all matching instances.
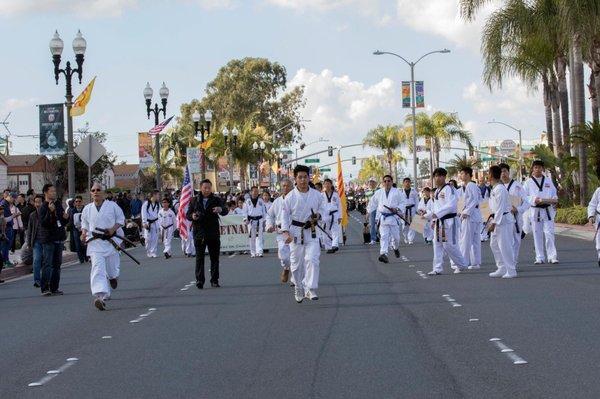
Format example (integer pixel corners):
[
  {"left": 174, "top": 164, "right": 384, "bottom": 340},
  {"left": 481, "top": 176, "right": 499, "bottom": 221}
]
[
  {"left": 39, "top": 103, "right": 65, "bottom": 155},
  {"left": 402, "top": 82, "right": 411, "bottom": 108},
  {"left": 186, "top": 147, "right": 201, "bottom": 174},
  {"left": 415, "top": 81, "right": 425, "bottom": 108}
]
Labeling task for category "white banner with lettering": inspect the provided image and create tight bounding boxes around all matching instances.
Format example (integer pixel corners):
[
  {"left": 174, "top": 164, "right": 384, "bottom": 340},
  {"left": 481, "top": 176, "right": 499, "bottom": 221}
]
[{"left": 219, "top": 215, "right": 277, "bottom": 251}]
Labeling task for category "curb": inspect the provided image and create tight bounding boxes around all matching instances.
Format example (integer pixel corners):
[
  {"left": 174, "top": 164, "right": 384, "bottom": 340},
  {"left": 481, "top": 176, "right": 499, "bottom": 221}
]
[
  {"left": 0, "top": 252, "right": 79, "bottom": 283},
  {"left": 555, "top": 224, "right": 595, "bottom": 241}
]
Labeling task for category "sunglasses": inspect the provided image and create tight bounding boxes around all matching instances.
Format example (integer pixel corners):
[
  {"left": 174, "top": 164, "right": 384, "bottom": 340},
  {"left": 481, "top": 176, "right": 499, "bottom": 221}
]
[
  {"left": 383, "top": 180, "right": 392, "bottom": 183},
  {"left": 90, "top": 189, "right": 101, "bottom": 193}
]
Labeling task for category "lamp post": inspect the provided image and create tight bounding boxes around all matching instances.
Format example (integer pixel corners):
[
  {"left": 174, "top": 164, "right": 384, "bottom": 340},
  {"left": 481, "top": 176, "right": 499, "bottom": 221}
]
[
  {"left": 253, "top": 141, "right": 266, "bottom": 188},
  {"left": 488, "top": 120, "right": 524, "bottom": 181},
  {"left": 373, "top": 48, "right": 451, "bottom": 188},
  {"left": 269, "top": 147, "right": 277, "bottom": 189},
  {"left": 192, "top": 110, "right": 213, "bottom": 180},
  {"left": 223, "top": 127, "right": 239, "bottom": 192},
  {"left": 143, "top": 82, "right": 169, "bottom": 190},
  {"left": 49, "top": 30, "right": 86, "bottom": 198}
]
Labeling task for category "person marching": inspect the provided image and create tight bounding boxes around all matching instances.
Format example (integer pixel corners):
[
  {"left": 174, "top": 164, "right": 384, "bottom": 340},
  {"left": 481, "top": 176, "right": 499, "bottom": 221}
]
[
  {"left": 588, "top": 166, "right": 600, "bottom": 266},
  {"left": 266, "top": 178, "right": 294, "bottom": 284},
  {"left": 417, "top": 187, "right": 434, "bottom": 244},
  {"left": 367, "top": 175, "right": 406, "bottom": 264},
  {"left": 142, "top": 190, "right": 160, "bottom": 258},
  {"left": 243, "top": 186, "right": 267, "bottom": 258},
  {"left": 401, "top": 178, "right": 419, "bottom": 245},
  {"left": 523, "top": 160, "right": 559, "bottom": 264},
  {"left": 458, "top": 167, "right": 483, "bottom": 270},
  {"left": 365, "top": 178, "right": 380, "bottom": 244},
  {"left": 487, "top": 165, "right": 518, "bottom": 278},
  {"left": 80, "top": 183, "right": 125, "bottom": 311},
  {"left": 186, "top": 179, "right": 228, "bottom": 289},
  {"left": 321, "top": 178, "right": 341, "bottom": 254},
  {"left": 280, "top": 165, "right": 326, "bottom": 303},
  {"left": 499, "top": 163, "right": 529, "bottom": 265},
  {"left": 159, "top": 197, "right": 176, "bottom": 259},
  {"left": 425, "top": 168, "right": 469, "bottom": 275}
]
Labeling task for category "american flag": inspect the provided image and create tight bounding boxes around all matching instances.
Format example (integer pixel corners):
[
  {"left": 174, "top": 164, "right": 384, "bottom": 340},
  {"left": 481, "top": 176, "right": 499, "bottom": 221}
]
[
  {"left": 177, "top": 165, "right": 193, "bottom": 239},
  {"left": 149, "top": 115, "right": 174, "bottom": 135}
]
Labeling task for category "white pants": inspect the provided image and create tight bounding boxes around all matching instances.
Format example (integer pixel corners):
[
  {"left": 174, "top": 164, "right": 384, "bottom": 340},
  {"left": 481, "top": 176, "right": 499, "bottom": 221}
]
[
  {"left": 161, "top": 226, "right": 174, "bottom": 255},
  {"left": 90, "top": 252, "right": 120, "bottom": 298},
  {"left": 433, "top": 218, "right": 468, "bottom": 273},
  {"left": 248, "top": 220, "right": 264, "bottom": 256},
  {"left": 459, "top": 219, "right": 481, "bottom": 267},
  {"left": 323, "top": 219, "right": 341, "bottom": 249},
  {"left": 512, "top": 218, "right": 523, "bottom": 265},
  {"left": 490, "top": 223, "right": 516, "bottom": 274},
  {"left": 423, "top": 222, "right": 434, "bottom": 242},
  {"left": 290, "top": 235, "right": 320, "bottom": 292},
  {"left": 276, "top": 235, "right": 291, "bottom": 269},
  {"left": 182, "top": 234, "right": 196, "bottom": 256},
  {"left": 145, "top": 223, "right": 159, "bottom": 257},
  {"left": 402, "top": 208, "right": 416, "bottom": 243},
  {"left": 530, "top": 215, "right": 557, "bottom": 262},
  {"left": 595, "top": 221, "right": 600, "bottom": 260},
  {"left": 379, "top": 223, "right": 400, "bottom": 255}
]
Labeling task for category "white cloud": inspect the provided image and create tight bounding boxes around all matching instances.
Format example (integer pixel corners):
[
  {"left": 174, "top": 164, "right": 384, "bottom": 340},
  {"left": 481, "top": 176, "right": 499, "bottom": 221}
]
[
  {"left": 0, "top": 98, "right": 37, "bottom": 115},
  {"left": 462, "top": 77, "right": 542, "bottom": 116},
  {"left": 0, "top": 0, "right": 138, "bottom": 17}
]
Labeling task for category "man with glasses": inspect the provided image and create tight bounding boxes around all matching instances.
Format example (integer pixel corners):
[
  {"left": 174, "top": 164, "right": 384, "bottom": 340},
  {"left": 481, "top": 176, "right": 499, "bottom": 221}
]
[
  {"left": 81, "top": 183, "right": 125, "bottom": 311},
  {"left": 366, "top": 175, "right": 406, "bottom": 264}
]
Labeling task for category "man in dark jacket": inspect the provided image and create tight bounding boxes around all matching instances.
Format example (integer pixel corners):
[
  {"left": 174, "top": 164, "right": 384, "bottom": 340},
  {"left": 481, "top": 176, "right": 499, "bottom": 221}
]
[
  {"left": 26, "top": 195, "right": 43, "bottom": 287},
  {"left": 186, "top": 179, "right": 227, "bottom": 289},
  {"left": 39, "top": 184, "right": 68, "bottom": 296}
]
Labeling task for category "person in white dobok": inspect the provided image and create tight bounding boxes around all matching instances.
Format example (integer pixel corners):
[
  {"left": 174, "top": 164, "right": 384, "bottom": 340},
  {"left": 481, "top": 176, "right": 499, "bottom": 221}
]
[
  {"left": 80, "top": 182, "right": 125, "bottom": 311},
  {"left": 141, "top": 190, "right": 160, "bottom": 258},
  {"left": 499, "top": 163, "right": 529, "bottom": 266},
  {"left": 266, "top": 178, "right": 295, "bottom": 284},
  {"left": 487, "top": 165, "right": 518, "bottom": 278},
  {"left": 417, "top": 187, "right": 434, "bottom": 243},
  {"left": 367, "top": 175, "right": 406, "bottom": 264},
  {"left": 321, "top": 178, "right": 342, "bottom": 254},
  {"left": 401, "top": 177, "right": 419, "bottom": 245},
  {"left": 177, "top": 200, "right": 196, "bottom": 258},
  {"left": 587, "top": 166, "right": 600, "bottom": 267},
  {"left": 523, "top": 160, "right": 559, "bottom": 264},
  {"left": 243, "top": 186, "right": 267, "bottom": 258},
  {"left": 458, "top": 167, "right": 482, "bottom": 270},
  {"left": 281, "top": 165, "right": 326, "bottom": 303},
  {"left": 158, "top": 197, "right": 176, "bottom": 259},
  {"left": 424, "top": 168, "right": 469, "bottom": 275}
]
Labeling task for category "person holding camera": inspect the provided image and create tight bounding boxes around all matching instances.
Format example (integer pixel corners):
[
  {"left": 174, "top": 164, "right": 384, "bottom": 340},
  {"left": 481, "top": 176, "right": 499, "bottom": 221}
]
[{"left": 186, "top": 179, "right": 228, "bottom": 290}]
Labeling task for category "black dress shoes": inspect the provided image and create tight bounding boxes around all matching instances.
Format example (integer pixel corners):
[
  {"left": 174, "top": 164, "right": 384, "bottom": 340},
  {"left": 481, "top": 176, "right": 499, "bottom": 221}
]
[
  {"left": 378, "top": 254, "right": 389, "bottom": 263},
  {"left": 211, "top": 282, "right": 221, "bottom": 288}
]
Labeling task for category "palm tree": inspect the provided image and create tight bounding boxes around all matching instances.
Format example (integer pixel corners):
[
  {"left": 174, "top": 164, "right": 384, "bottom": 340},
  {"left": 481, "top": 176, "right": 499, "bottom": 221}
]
[
  {"left": 572, "top": 121, "right": 600, "bottom": 180},
  {"left": 362, "top": 125, "right": 402, "bottom": 178},
  {"left": 446, "top": 154, "right": 482, "bottom": 177},
  {"left": 358, "top": 156, "right": 385, "bottom": 182}
]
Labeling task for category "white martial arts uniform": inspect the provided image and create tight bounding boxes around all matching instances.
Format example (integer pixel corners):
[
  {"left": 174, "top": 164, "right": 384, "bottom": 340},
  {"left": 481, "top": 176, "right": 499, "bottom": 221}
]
[
  {"left": 426, "top": 183, "right": 468, "bottom": 273},
  {"left": 401, "top": 187, "right": 419, "bottom": 244},
  {"left": 243, "top": 197, "right": 267, "bottom": 257},
  {"left": 479, "top": 185, "right": 492, "bottom": 241},
  {"left": 322, "top": 190, "right": 342, "bottom": 250},
  {"left": 458, "top": 182, "right": 482, "bottom": 268},
  {"left": 141, "top": 200, "right": 160, "bottom": 258},
  {"left": 367, "top": 187, "right": 406, "bottom": 256},
  {"left": 158, "top": 208, "right": 176, "bottom": 256},
  {"left": 587, "top": 188, "right": 600, "bottom": 261},
  {"left": 524, "top": 175, "right": 558, "bottom": 263},
  {"left": 81, "top": 200, "right": 125, "bottom": 299},
  {"left": 418, "top": 197, "right": 434, "bottom": 242},
  {"left": 281, "top": 187, "right": 326, "bottom": 294},
  {"left": 266, "top": 195, "right": 291, "bottom": 272},
  {"left": 177, "top": 203, "right": 196, "bottom": 256},
  {"left": 488, "top": 183, "right": 517, "bottom": 277},
  {"left": 503, "top": 179, "right": 530, "bottom": 264}
]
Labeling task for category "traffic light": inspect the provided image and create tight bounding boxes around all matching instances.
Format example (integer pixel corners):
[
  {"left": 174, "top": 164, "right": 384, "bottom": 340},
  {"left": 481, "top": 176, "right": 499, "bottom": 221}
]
[
  {"left": 328, "top": 146, "right": 333, "bottom": 157},
  {"left": 351, "top": 156, "right": 356, "bottom": 165}
]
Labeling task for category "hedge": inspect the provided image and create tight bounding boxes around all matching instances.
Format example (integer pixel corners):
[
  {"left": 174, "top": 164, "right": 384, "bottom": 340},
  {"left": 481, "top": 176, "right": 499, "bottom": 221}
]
[{"left": 555, "top": 205, "right": 589, "bottom": 225}]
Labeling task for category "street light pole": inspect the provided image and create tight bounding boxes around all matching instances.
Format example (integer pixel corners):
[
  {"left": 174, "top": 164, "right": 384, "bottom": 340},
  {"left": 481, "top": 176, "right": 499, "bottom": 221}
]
[
  {"left": 373, "top": 48, "right": 451, "bottom": 188},
  {"left": 143, "top": 82, "right": 169, "bottom": 190},
  {"left": 49, "top": 30, "right": 86, "bottom": 198},
  {"left": 488, "top": 120, "right": 524, "bottom": 181},
  {"left": 223, "top": 127, "right": 239, "bottom": 193},
  {"left": 253, "top": 141, "right": 265, "bottom": 188},
  {"left": 192, "top": 110, "right": 213, "bottom": 181}
]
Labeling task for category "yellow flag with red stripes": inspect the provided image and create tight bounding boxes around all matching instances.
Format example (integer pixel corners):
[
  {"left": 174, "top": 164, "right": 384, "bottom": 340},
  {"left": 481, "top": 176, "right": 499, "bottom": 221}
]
[
  {"left": 70, "top": 76, "right": 96, "bottom": 117},
  {"left": 337, "top": 151, "right": 348, "bottom": 227},
  {"left": 200, "top": 138, "right": 214, "bottom": 150}
]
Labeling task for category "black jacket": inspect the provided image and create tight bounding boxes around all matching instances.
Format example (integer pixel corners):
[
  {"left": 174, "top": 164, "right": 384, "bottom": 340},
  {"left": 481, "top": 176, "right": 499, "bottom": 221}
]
[
  {"left": 26, "top": 209, "right": 40, "bottom": 248},
  {"left": 186, "top": 194, "right": 227, "bottom": 239},
  {"left": 39, "top": 200, "right": 68, "bottom": 244}
]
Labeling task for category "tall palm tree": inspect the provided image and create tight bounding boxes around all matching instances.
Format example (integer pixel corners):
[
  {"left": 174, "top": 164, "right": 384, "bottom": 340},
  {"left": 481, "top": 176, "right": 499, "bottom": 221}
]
[
  {"left": 358, "top": 156, "right": 385, "bottom": 182},
  {"left": 572, "top": 121, "right": 600, "bottom": 175},
  {"left": 446, "top": 154, "right": 482, "bottom": 177},
  {"left": 362, "top": 125, "right": 402, "bottom": 177}
]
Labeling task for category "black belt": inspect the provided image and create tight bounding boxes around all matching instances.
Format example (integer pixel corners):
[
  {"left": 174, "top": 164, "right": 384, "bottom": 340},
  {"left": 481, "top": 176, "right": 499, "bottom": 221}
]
[
  {"left": 533, "top": 204, "right": 552, "bottom": 221},
  {"left": 248, "top": 215, "right": 263, "bottom": 221},
  {"left": 161, "top": 224, "right": 173, "bottom": 229},
  {"left": 292, "top": 220, "right": 310, "bottom": 229},
  {"left": 405, "top": 205, "right": 415, "bottom": 223},
  {"left": 147, "top": 218, "right": 158, "bottom": 224},
  {"left": 248, "top": 216, "right": 263, "bottom": 235},
  {"left": 435, "top": 213, "right": 458, "bottom": 243},
  {"left": 328, "top": 210, "right": 338, "bottom": 230}
]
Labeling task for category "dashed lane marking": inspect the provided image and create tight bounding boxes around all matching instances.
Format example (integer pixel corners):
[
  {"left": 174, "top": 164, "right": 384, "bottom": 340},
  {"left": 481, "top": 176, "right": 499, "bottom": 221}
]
[
  {"left": 443, "top": 295, "right": 462, "bottom": 307},
  {"left": 28, "top": 358, "right": 78, "bottom": 387},
  {"left": 490, "top": 338, "right": 528, "bottom": 365}
]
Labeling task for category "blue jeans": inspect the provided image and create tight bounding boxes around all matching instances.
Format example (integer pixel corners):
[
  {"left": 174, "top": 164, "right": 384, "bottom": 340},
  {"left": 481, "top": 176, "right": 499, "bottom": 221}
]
[
  {"left": 72, "top": 229, "right": 86, "bottom": 263},
  {"left": 2, "top": 227, "right": 14, "bottom": 261},
  {"left": 33, "top": 241, "right": 43, "bottom": 284},
  {"left": 40, "top": 242, "right": 63, "bottom": 293},
  {"left": 369, "top": 211, "right": 378, "bottom": 241}
]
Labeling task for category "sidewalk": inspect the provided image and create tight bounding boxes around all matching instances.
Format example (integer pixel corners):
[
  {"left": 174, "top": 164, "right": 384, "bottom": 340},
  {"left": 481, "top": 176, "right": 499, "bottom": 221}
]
[
  {"left": 0, "top": 249, "right": 78, "bottom": 282},
  {"left": 555, "top": 223, "right": 596, "bottom": 241}
]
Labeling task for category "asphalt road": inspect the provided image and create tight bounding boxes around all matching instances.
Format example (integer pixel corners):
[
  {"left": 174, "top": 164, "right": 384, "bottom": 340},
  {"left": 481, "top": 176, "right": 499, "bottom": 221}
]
[{"left": 2, "top": 212, "right": 600, "bottom": 398}]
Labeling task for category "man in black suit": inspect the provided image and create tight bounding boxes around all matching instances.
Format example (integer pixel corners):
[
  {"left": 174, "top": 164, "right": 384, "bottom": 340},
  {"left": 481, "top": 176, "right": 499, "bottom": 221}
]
[{"left": 186, "top": 179, "right": 228, "bottom": 289}]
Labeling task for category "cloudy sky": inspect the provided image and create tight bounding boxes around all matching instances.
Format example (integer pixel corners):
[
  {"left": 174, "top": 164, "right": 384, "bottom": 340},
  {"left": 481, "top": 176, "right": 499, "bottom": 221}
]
[{"left": 0, "top": 0, "right": 549, "bottom": 178}]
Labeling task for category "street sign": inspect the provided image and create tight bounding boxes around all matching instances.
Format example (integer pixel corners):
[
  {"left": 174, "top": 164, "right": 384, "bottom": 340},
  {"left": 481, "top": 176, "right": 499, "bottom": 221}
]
[
  {"left": 304, "top": 158, "right": 320, "bottom": 164},
  {"left": 320, "top": 167, "right": 331, "bottom": 172},
  {"left": 499, "top": 139, "right": 517, "bottom": 155},
  {"left": 186, "top": 147, "right": 201, "bottom": 174},
  {"left": 74, "top": 134, "right": 106, "bottom": 167}
]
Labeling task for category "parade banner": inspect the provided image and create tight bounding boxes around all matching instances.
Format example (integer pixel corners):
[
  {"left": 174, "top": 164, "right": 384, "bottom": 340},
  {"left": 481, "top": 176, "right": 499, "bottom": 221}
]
[
  {"left": 186, "top": 147, "right": 201, "bottom": 174},
  {"left": 402, "top": 82, "right": 411, "bottom": 108},
  {"left": 39, "top": 103, "right": 65, "bottom": 155},
  {"left": 415, "top": 81, "right": 425, "bottom": 108},
  {"left": 219, "top": 215, "right": 277, "bottom": 251},
  {"left": 138, "top": 132, "right": 154, "bottom": 169}
]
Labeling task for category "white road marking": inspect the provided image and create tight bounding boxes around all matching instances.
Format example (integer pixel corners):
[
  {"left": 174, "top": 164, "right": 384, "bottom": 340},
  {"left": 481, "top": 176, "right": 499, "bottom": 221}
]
[
  {"left": 409, "top": 264, "right": 415, "bottom": 267},
  {"left": 443, "top": 295, "right": 462, "bottom": 307},
  {"left": 469, "top": 318, "right": 479, "bottom": 322},
  {"left": 452, "top": 303, "right": 462, "bottom": 307},
  {"left": 28, "top": 358, "right": 78, "bottom": 387},
  {"left": 102, "top": 336, "right": 112, "bottom": 339},
  {"left": 228, "top": 254, "right": 236, "bottom": 258},
  {"left": 148, "top": 308, "right": 156, "bottom": 311},
  {"left": 490, "top": 338, "right": 528, "bottom": 365},
  {"left": 129, "top": 319, "right": 142, "bottom": 323}
]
